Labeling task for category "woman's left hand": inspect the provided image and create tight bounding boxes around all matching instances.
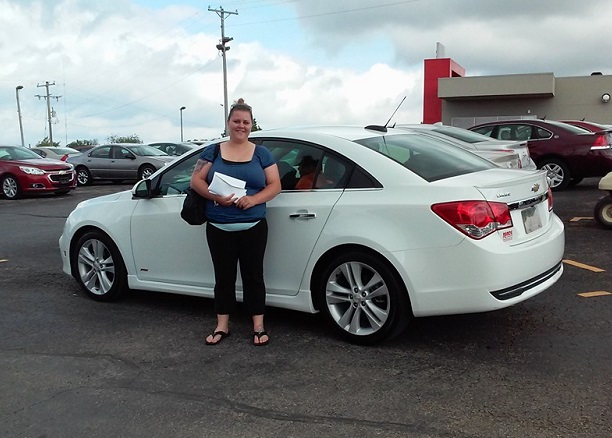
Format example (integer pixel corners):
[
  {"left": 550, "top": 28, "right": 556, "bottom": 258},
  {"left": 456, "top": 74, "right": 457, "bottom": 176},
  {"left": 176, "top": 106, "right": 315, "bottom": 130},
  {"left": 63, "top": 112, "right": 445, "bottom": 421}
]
[{"left": 235, "top": 195, "right": 255, "bottom": 210}]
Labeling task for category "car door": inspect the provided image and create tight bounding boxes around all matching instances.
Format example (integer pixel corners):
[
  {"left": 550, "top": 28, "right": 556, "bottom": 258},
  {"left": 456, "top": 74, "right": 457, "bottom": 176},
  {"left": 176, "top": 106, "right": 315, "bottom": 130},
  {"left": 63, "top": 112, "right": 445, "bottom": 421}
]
[
  {"left": 109, "top": 146, "right": 139, "bottom": 180},
  {"left": 130, "top": 151, "right": 215, "bottom": 289},
  {"left": 84, "top": 145, "right": 113, "bottom": 178},
  {"left": 258, "top": 139, "right": 346, "bottom": 296}
]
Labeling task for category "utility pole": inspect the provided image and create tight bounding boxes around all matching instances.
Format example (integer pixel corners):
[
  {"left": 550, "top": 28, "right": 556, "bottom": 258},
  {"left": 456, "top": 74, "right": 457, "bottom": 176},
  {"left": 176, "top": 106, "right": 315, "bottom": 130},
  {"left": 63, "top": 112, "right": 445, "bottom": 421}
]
[
  {"left": 15, "top": 85, "right": 25, "bottom": 148},
  {"left": 35, "top": 81, "right": 61, "bottom": 144},
  {"left": 209, "top": 6, "right": 237, "bottom": 136}
]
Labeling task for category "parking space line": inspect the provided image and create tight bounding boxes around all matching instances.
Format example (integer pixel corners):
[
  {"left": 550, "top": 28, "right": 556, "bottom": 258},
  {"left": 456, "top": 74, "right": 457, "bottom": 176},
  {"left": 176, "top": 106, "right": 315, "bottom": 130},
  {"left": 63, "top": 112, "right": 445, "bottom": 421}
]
[
  {"left": 0, "top": 259, "right": 8, "bottom": 263},
  {"left": 570, "top": 217, "right": 593, "bottom": 222},
  {"left": 563, "top": 259, "right": 605, "bottom": 273},
  {"left": 578, "top": 291, "right": 612, "bottom": 298}
]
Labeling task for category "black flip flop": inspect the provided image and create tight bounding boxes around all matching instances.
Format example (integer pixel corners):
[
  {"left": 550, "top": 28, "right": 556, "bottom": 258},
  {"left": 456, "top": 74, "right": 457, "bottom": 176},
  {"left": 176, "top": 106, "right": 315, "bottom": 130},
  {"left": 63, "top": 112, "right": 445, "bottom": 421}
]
[
  {"left": 253, "top": 330, "right": 269, "bottom": 346},
  {"left": 205, "top": 330, "right": 230, "bottom": 345}
]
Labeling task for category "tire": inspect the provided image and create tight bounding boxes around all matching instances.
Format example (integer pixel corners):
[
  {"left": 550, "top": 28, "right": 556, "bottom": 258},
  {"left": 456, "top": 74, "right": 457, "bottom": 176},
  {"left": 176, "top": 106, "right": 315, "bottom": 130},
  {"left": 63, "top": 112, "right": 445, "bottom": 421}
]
[
  {"left": 594, "top": 195, "right": 612, "bottom": 229},
  {"left": 539, "top": 158, "right": 570, "bottom": 191},
  {"left": 138, "top": 164, "right": 156, "bottom": 180},
  {"left": 1, "top": 174, "right": 22, "bottom": 199},
  {"left": 317, "top": 250, "right": 411, "bottom": 345},
  {"left": 73, "top": 231, "right": 128, "bottom": 301},
  {"left": 76, "top": 166, "right": 92, "bottom": 186}
]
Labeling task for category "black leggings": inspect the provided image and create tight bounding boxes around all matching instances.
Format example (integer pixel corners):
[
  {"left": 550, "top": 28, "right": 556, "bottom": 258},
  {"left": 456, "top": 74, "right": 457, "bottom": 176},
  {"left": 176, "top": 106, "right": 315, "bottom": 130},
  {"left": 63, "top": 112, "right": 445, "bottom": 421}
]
[{"left": 206, "top": 219, "right": 268, "bottom": 315}]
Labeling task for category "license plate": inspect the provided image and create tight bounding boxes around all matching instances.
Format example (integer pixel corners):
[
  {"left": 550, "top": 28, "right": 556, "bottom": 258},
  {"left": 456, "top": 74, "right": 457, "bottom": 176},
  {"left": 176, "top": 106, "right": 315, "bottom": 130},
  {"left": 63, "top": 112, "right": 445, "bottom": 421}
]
[{"left": 522, "top": 206, "right": 542, "bottom": 234}]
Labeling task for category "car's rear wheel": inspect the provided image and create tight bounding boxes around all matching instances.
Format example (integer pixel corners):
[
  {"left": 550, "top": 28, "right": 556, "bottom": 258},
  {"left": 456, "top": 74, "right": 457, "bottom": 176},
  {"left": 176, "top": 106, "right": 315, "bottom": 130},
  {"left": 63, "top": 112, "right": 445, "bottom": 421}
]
[
  {"left": 73, "top": 231, "right": 127, "bottom": 301},
  {"left": 1, "top": 175, "right": 21, "bottom": 199},
  {"left": 138, "top": 164, "right": 156, "bottom": 180},
  {"left": 539, "top": 158, "right": 570, "bottom": 191},
  {"left": 594, "top": 195, "right": 612, "bottom": 229},
  {"left": 76, "top": 166, "right": 92, "bottom": 186},
  {"left": 317, "top": 250, "right": 411, "bottom": 345}
]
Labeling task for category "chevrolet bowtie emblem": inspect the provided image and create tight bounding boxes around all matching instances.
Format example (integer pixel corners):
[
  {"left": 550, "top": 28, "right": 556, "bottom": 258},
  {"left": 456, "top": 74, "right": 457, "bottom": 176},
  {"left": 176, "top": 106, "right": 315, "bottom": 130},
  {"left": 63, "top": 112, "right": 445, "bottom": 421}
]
[{"left": 531, "top": 183, "right": 540, "bottom": 192}]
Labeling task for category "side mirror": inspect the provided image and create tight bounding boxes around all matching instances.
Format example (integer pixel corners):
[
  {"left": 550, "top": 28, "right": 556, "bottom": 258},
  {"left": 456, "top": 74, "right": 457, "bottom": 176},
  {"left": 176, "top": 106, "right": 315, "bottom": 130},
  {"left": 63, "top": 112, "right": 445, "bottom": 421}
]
[
  {"left": 124, "top": 153, "right": 136, "bottom": 159},
  {"left": 132, "top": 178, "right": 152, "bottom": 198}
]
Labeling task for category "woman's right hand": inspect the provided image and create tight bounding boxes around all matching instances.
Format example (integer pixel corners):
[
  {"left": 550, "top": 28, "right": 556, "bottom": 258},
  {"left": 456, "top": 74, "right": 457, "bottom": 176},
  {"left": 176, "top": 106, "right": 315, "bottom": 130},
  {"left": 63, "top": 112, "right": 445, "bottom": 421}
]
[{"left": 216, "top": 193, "right": 236, "bottom": 207}]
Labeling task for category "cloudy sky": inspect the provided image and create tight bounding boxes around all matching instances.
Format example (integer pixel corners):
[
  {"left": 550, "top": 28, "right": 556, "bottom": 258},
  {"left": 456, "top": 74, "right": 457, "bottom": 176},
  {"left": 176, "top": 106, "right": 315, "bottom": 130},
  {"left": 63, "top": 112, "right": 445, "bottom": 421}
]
[{"left": 2, "top": 0, "right": 611, "bottom": 147}]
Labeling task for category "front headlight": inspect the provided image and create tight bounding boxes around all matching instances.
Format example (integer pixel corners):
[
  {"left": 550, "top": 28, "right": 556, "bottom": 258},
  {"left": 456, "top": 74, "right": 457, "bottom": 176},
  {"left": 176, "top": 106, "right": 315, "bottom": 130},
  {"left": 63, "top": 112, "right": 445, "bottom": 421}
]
[{"left": 19, "top": 166, "right": 45, "bottom": 175}]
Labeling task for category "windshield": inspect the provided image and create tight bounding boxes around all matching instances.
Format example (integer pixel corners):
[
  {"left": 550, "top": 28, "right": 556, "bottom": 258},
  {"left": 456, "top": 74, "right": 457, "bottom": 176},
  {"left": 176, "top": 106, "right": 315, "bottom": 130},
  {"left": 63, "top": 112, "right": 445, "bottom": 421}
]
[
  {"left": 0, "top": 146, "right": 44, "bottom": 161},
  {"left": 127, "top": 145, "right": 170, "bottom": 156},
  {"left": 433, "top": 125, "right": 499, "bottom": 144},
  {"left": 355, "top": 133, "right": 495, "bottom": 182}
]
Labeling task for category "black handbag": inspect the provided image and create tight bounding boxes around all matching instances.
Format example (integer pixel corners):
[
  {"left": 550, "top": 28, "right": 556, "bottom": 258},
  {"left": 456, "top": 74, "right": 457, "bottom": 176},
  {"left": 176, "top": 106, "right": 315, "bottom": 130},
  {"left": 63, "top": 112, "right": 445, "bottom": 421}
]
[
  {"left": 180, "top": 144, "right": 220, "bottom": 225},
  {"left": 181, "top": 187, "right": 207, "bottom": 225}
]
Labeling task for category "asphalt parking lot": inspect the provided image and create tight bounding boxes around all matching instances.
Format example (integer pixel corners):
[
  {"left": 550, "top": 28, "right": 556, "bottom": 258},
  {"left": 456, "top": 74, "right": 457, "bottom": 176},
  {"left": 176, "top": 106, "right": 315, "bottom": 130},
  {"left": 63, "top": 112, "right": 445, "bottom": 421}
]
[{"left": 0, "top": 179, "right": 610, "bottom": 438}]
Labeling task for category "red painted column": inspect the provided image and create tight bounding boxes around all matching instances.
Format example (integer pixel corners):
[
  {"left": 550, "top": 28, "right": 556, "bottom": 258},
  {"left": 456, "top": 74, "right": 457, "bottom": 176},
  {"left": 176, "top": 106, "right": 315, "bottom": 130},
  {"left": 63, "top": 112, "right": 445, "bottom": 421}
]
[{"left": 423, "top": 58, "right": 465, "bottom": 124}]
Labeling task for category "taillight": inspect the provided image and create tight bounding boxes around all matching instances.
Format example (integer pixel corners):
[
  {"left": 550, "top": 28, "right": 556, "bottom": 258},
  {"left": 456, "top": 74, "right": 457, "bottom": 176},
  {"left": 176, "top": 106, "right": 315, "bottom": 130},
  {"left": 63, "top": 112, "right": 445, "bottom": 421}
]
[
  {"left": 60, "top": 154, "right": 69, "bottom": 161},
  {"left": 591, "top": 135, "right": 611, "bottom": 150},
  {"left": 547, "top": 187, "right": 553, "bottom": 211},
  {"left": 432, "top": 200, "right": 513, "bottom": 240}
]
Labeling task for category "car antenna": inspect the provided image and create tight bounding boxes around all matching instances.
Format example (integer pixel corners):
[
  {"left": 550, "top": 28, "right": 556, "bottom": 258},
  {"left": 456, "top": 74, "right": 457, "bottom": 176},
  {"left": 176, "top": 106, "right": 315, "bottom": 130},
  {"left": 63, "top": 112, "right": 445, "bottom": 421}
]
[
  {"left": 365, "top": 96, "right": 406, "bottom": 133},
  {"left": 384, "top": 96, "right": 406, "bottom": 128}
]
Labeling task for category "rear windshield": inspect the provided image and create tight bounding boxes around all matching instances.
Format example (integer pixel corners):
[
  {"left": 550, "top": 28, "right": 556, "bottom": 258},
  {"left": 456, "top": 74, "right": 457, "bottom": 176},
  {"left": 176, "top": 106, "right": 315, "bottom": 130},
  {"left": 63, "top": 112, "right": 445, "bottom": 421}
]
[
  {"left": 432, "top": 125, "right": 496, "bottom": 143},
  {"left": 128, "top": 145, "right": 169, "bottom": 156},
  {"left": 355, "top": 133, "right": 495, "bottom": 182}
]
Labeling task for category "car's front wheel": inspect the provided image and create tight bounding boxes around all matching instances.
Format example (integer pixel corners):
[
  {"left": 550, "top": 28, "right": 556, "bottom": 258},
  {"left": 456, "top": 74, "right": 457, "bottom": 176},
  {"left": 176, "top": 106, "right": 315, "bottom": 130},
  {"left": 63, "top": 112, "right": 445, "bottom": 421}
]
[
  {"left": 1, "top": 175, "right": 21, "bottom": 199},
  {"left": 539, "top": 158, "right": 570, "bottom": 190},
  {"left": 76, "top": 166, "right": 92, "bottom": 186},
  {"left": 317, "top": 250, "right": 411, "bottom": 345},
  {"left": 73, "top": 231, "right": 127, "bottom": 301}
]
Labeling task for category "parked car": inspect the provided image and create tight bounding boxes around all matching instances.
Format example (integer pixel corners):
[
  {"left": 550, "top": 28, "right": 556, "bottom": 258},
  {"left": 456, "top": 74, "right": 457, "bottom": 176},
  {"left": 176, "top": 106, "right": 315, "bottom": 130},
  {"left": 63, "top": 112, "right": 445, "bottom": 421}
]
[
  {"left": 0, "top": 145, "right": 76, "bottom": 199},
  {"left": 67, "top": 143, "right": 175, "bottom": 186},
  {"left": 559, "top": 120, "right": 612, "bottom": 147},
  {"left": 30, "top": 146, "right": 81, "bottom": 161},
  {"left": 469, "top": 119, "right": 612, "bottom": 190},
  {"left": 397, "top": 123, "right": 536, "bottom": 170},
  {"left": 147, "top": 142, "right": 197, "bottom": 156},
  {"left": 59, "top": 126, "right": 564, "bottom": 344},
  {"left": 395, "top": 125, "right": 522, "bottom": 170}
]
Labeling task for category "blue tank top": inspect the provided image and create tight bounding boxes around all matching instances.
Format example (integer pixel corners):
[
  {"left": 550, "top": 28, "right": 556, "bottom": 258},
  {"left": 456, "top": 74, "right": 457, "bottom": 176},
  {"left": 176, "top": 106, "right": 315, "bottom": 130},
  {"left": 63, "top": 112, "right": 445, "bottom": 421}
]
[{"left": 200, "top": 143, "right": 275, "bottom": 223}]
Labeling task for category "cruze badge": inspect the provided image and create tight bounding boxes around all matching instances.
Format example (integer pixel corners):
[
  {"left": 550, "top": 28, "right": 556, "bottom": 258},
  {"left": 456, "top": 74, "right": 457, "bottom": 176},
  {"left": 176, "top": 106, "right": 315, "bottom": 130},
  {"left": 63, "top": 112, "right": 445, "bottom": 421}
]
[
  {"left": 496, "top": 192, "right": 510, "bottom": 198},
  {"left": 531, "top": 183, "right": 540, "bottom": 192}
]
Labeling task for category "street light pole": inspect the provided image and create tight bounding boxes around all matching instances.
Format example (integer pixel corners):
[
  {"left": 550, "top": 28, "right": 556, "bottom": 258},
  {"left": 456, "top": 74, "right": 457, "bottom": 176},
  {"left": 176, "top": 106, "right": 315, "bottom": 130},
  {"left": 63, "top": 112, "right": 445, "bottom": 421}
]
[
  {"left": 179, "top": 106, "right": 186, "bottom": 142},
  {"left": 15, "top": 85, "right": 25, "bottom": 148}
]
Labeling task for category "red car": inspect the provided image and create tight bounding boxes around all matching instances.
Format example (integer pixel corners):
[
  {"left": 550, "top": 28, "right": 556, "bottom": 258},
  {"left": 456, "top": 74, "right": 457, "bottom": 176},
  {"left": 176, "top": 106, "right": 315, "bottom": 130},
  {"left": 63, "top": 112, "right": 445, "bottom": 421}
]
[
  {"left": 0, "top": 145, "right": 77, "bottom": 199},
  {"left": 469, "top": 119, "right": 612, "bottom": 190}
]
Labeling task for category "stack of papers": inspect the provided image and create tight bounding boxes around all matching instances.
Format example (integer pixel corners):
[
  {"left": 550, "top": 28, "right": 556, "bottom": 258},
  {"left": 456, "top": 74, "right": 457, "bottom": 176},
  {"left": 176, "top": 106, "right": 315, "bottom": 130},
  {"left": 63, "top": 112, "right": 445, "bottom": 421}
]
[{"left": 208, "top": 172, "right": 247, "bottom": 200}]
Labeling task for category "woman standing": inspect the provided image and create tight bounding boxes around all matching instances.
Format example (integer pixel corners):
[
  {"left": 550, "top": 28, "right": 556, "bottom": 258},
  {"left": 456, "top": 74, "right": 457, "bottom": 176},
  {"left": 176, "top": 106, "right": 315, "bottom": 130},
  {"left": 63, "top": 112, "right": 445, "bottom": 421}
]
[{"left": 190, "top": 99, "right": 281, "bottom": 346}]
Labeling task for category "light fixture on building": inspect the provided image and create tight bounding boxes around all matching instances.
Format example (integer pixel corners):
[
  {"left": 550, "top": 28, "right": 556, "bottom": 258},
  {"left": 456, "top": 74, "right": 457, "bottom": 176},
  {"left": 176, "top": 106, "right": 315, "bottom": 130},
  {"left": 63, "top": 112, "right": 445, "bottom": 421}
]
[{"left": 602, "top": 93, "right": 611, "bottom": 103}]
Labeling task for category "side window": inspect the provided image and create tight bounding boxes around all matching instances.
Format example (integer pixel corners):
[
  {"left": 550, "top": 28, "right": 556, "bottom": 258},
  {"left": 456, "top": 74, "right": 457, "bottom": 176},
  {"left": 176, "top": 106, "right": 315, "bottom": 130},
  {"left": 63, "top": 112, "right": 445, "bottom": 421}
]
[
  {"left": 535, "top": 127, "right": 552, "bottom": 140},
  {"left": 472, "top": 126, "right": 494, "bottom": 137},
  {"left": 157, "top": 152, "right": 201, "bottom": 196},
  {"left": 260, "top": 140, "right": 324, "bottom": 191},
  {"left": 315, "top": 154, "right": 350, "bottom": 189},
  {"left": 116, "top": 147, "right": 132, "bottom": 159},
  {"left": 90, "top": 146, "right": 111, "bottom": 159},
  {"left": 515, "top": 125, "right": 533, "bottom": 141}
]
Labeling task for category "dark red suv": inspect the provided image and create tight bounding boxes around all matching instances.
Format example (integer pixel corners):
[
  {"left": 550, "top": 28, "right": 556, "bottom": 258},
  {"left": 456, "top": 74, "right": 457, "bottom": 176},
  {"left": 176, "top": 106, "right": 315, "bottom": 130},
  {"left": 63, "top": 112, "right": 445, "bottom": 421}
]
[{"left": 470, "top": 119, "right": 612, "bottom": 190}]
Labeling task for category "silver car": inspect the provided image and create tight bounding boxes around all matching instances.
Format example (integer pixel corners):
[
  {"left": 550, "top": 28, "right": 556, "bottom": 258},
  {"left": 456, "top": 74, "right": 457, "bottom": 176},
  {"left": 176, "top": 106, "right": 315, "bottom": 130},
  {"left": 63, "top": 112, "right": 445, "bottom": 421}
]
[
  {"left": 67, "top": 143, "right": 175, "bottom": 186},
  {"left": 397, "top": 123, "right": 536, "bottom": 170},
  {"left": 30, "top": 146, "right": 82, "bottom": 161}
]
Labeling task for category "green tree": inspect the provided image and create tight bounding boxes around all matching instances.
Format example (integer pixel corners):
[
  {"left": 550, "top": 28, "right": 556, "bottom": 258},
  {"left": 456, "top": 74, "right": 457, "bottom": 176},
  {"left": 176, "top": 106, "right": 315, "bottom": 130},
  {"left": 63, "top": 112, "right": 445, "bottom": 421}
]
[
  {"left": 36, "top": 137, "right": 60, "bottom": 147},
  {"left": 107, "top": 134, "right": 142, "bottom": 144},
  {"left": 252, "top": 118, "right": 262, "bottom": 132},
  {"left": 67, "top": 139, "right": 98, "bottom": 148}
]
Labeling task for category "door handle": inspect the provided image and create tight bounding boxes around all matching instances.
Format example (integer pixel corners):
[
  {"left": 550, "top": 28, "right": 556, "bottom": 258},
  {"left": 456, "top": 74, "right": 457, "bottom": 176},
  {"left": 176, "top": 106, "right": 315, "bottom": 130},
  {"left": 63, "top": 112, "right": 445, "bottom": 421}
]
[{"left": 289, "top": 213, "right": 316, "bottom": 219}]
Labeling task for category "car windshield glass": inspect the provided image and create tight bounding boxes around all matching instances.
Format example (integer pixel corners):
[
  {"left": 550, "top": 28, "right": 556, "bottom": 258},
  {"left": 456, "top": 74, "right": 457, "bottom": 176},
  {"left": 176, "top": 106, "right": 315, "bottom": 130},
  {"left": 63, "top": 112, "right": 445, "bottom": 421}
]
[
  {"left": 127, "top": 145, "right": 169, "bottom": 156},
  {"left": 355, "top": 133, "right": 494, "bottom": 182},
  {"left": 0, "top": 146, "right": 43, "bottom": 160},
  {"left": 434, "top": 126, "right": 498, "bottom": 143}
]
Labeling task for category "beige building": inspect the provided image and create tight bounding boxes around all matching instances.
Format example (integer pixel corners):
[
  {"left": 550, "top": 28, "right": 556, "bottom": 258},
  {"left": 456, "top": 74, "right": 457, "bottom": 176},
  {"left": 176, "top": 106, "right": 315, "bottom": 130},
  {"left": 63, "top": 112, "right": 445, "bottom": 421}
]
[{"left": 423, "top": 58, "right": 612, "bottom": 129}]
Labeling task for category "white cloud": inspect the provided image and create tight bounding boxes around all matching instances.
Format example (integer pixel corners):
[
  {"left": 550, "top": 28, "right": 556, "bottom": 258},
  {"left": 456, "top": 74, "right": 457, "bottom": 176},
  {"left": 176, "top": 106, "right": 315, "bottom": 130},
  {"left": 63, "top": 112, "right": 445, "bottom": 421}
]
[{"left": 1, "top": 0, "right": 611, "bottom": 146}]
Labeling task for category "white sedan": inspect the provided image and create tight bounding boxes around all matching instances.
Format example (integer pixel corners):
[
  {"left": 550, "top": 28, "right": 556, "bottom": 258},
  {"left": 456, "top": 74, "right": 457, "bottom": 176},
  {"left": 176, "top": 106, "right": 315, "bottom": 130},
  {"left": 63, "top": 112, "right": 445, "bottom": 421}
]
[{"left": 59, "top": 126, "right": 565, "bottom": 344}]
